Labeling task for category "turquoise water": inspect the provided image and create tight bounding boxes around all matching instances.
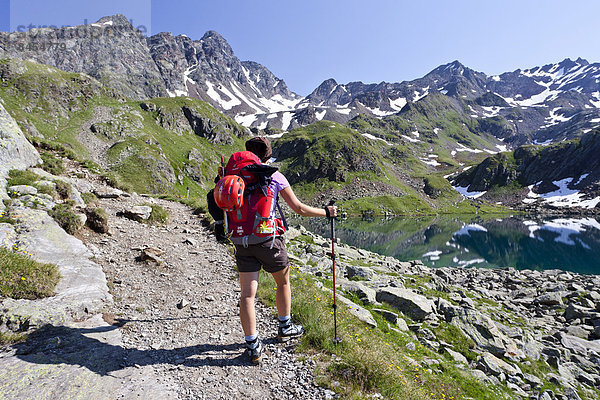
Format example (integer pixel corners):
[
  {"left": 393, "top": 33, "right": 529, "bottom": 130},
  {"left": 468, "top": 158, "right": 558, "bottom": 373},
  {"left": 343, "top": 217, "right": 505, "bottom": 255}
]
[{"left": 293, "top": 215, "right": 600, "bottom": 275}]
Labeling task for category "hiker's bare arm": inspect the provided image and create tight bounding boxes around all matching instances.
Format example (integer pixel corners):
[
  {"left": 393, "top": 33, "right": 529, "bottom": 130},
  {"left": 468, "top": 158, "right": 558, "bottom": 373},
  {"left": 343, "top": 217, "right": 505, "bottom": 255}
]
[{"left": 280, "top": 187, "right": 337, "bottom": 217}]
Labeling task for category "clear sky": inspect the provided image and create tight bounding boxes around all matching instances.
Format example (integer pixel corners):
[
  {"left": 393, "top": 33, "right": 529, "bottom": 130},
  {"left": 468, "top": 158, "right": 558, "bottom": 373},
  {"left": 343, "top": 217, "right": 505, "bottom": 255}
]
[{"left": 2, "top": 0, "right": 600, "bottom": 95}]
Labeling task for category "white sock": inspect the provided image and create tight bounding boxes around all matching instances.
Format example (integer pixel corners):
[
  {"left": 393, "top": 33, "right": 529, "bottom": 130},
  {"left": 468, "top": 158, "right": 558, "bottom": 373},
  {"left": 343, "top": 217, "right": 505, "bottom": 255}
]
[
  {"left": 278, "top": 316, "right": 291, "bottom": 326},
  {"left": 245, "top": 334, "right": 258, "bottom": 342}
]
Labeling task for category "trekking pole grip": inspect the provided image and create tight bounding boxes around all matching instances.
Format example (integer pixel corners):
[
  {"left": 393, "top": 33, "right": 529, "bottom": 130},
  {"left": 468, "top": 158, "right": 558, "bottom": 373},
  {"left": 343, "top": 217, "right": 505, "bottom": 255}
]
[{"left": 325, "top": 200, "right": 335, "bottom": 219}]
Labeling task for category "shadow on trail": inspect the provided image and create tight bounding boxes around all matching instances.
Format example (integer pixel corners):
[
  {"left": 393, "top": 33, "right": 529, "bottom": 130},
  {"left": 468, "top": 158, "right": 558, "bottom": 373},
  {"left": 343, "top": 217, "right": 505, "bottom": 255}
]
[{"left": 11, "top": 317, "right": 263, "bottom": 376}]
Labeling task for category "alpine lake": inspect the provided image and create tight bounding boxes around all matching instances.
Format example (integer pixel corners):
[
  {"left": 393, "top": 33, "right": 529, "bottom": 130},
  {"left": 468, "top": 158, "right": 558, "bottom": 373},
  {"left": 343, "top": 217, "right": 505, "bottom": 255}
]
[{"left": 291, "top": 214, "right": 600, "bottom": 275}]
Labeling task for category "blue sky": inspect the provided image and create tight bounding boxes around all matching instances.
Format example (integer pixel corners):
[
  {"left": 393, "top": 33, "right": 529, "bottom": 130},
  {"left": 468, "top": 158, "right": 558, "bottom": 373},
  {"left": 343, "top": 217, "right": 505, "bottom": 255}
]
[{"left": 2, "top": 1, "right": 600, "bottom": 95}]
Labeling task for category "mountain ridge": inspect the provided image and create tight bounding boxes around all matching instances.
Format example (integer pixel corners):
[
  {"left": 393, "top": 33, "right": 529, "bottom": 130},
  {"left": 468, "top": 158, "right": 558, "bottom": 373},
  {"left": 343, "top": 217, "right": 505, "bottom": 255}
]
[{"left": 1, "top": 14, "right": 599, "bottom": 147}]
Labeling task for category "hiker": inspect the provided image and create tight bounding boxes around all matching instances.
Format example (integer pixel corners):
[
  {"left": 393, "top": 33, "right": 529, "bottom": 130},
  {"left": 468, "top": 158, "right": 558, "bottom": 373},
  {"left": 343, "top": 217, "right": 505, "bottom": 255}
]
[{"left": 234, "top": 137, "right": 337, "bottom": 364}]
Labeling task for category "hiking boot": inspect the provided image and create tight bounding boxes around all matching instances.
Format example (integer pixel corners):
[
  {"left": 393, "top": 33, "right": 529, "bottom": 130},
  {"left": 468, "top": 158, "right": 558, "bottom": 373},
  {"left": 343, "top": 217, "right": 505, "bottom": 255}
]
[
  {"left": 277, "top": 321, "right": 304, "bottom": 343},
  {"left": 246, "top": 340, "right": 263, "bottom": 365}
]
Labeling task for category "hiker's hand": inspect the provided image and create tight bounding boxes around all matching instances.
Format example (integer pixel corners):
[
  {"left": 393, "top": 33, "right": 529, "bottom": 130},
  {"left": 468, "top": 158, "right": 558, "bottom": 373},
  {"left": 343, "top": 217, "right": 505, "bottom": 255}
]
[{"left": 325, "top": 205, "right": 337, "bottom": 218}]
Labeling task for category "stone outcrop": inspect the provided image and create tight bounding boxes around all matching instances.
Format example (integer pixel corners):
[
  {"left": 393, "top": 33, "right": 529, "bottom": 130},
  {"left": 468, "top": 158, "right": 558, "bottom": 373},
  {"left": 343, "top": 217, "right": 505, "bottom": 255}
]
[
  {"left": 1, "top": 205, "right": 112, "bottom": 330},
  {"left": 0, "top": 102, "right": 41, "bottom": 210},
  {"left": 375, "top": 287, "right": 435, "bottom": 321}
]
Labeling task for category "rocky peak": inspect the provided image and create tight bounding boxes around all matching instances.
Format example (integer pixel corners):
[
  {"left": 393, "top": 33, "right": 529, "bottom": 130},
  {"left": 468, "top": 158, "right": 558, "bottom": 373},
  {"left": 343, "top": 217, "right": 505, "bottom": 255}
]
[
  {"left": 311, "top": 78, "right": 338, "bottom": 96},
  {"left": 0, "top": 15, "right": 167, "bottom": 100},
  {"left": 200, "top": 30, "right": 235, "bottom": 57},
  {"left": 96, "top": 14, "right": 135, "bottom": 29}
]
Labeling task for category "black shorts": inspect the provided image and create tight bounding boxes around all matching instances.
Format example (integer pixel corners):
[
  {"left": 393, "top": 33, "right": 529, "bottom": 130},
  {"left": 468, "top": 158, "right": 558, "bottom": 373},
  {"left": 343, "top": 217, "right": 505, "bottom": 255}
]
[{"left": 235, "top": 236, "right": 289, "bottom": 273}]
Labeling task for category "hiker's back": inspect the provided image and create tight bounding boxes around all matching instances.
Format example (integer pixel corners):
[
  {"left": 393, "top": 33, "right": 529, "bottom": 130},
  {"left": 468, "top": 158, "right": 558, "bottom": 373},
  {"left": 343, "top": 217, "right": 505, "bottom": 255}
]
[{"left": 214, "top": 151, "right": 286, "bottom": 246}]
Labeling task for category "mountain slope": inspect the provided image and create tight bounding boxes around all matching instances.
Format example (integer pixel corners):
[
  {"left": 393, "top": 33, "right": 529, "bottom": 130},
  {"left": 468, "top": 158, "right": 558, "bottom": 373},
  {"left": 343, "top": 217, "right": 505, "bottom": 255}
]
[
  {"left": 452, "top": 130, "right": 600, "bottom": 210},
  {"left": 0, "top": 15, "right": 167, "bottom": 99},
  {"left": 0, "top": 15, "right": 301, "bottom": 116},
  {"left": 0, "top": 57, "right": 247, "bottom": 195}
]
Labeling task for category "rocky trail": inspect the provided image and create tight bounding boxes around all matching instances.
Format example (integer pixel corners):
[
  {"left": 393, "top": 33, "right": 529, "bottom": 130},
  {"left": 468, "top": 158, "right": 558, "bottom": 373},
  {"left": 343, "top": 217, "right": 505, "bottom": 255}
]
[{"left": 0, "top": 162, "right": 332, "bottom": 400}]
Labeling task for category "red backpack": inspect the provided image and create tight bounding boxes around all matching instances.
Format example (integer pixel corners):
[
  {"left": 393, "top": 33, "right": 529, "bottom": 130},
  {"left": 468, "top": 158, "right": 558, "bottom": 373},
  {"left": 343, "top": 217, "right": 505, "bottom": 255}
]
[{"left": 213, "top": 151, "right": 287, "bottom": 246}]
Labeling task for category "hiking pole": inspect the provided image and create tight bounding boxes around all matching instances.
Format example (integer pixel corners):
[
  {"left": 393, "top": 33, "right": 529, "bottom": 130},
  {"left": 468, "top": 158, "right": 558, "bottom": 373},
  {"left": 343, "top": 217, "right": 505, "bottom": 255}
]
[{"left": 328, "top": 200, "right": 342, "bottom": 344}]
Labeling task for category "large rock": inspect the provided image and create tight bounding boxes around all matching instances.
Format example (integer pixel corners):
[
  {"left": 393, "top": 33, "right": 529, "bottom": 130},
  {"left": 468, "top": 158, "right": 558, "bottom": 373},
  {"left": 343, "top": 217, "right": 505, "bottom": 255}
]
[
  {"left": 345, "top": 264, "right": 375, "bottom": 281},
  {"left": 8, "top": 185, "right": 38, "bottom": 196},
  {"left": 29, "top": 168, "right": 87, "bottom": 206},
  {"left": 375, "top": 287, "right": 435, "bottom": 321},
  {"left": 0, "top": 314, "right": 175, "bottom": 399},
  {"left": 0, "top": 205, "right": 112, "bottom": 328},
  {"left": 335, "top": 294, "right": 377, "bottom": 328},
  {"left": 0, "top": 102, "right": 42, "bottom": 210},
  {"left": 121, "top": 206, "right": 152, "bottom": 222},
  {"left": 373, "top": 308, "right": 409, "bottom": 331},
  {"left": 443, "top": 306, "right": 523, "bottom": 358},
  {"left": 0, "top": 222, "right": 16, "bottom": 248},
  {"left": 559, "top": 333, "right": 600, "bottom": 357},
  {"left": 476, "top": 352, "right": 522, "bottom": 377},
  {"left": 535, "top": 292, "right": 563, "bottom": 306},
  {"left": 321, "top": 286, "right": 376, "bottom": 328},
  {"left": 94, "top": 187, "right": 124, "bottom": 198},
  {"left": 339, "top": 280, "right": 377, "bottom": 305}
]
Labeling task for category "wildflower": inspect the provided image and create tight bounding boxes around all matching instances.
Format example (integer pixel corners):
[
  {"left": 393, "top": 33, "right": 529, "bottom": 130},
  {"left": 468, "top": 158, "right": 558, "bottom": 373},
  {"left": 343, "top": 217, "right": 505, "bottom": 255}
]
[{"left": 21, "top": 277, "right": 25, "bottom": 280}]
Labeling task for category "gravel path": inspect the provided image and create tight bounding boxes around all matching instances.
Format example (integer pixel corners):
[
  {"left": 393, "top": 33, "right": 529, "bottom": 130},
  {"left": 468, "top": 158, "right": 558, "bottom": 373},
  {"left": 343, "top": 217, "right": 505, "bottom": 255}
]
[{"left": 82, "top": 192, "right": 332, "bottom": 399}]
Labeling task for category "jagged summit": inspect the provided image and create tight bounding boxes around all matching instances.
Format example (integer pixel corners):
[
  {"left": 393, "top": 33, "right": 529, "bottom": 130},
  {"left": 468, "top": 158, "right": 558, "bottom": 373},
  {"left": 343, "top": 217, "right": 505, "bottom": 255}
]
[
  {"left": 96, "top": 14, "right": 135, "bottom": 28},
  {"left": 0, "top": 14, "right": 598, "bottom": 141}
]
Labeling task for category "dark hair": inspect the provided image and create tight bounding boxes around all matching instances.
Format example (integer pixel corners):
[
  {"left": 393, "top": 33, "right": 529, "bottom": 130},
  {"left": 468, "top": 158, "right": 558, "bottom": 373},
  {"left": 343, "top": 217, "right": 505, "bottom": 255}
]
[{"left": 245, "top": 137, "right": 272, "bottom": 162}]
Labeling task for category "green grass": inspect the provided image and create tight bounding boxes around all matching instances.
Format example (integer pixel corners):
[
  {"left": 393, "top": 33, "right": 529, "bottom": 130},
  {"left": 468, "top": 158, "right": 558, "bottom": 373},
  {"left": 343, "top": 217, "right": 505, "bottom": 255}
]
[
  {"left": 431, "top": 323, "right": 478, "bottom": 362},
  {"left": 7, "top": 169, "right": 40, "bottom": 187},
  {"left": 53, "top": 180, "right": 71, "bottom": 200},
  {"left": 81, "top": 192, "right": 98, "bottom": 206},
  {"left": 39, "top": 152, "right": 65, "bottom": 175},
  {"left": 155, "top": 194, "right": 207, "bottom": 215},
  {"left": 0, "top": 331, "right": 29, "bottom": 345},
  {"left": 0, "top": 209, "right": 17, "bottom": 224},
  {"left": 141, "top": 203, "right": 169, "bottom": 225},
  {"left": 256, "top": 265, "right": 511, "bottom": 400},
  {"left": 0, "top": 247, "right": 60, "bottom": 300},
  {"left": 48, "top": 203, "right": 82, "bottom": 234}
]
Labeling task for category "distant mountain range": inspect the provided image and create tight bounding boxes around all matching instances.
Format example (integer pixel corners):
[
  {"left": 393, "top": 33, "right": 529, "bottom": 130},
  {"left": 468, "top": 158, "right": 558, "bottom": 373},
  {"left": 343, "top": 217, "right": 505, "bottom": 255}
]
[{"left": 1, "top": 14, "right": 599, "bottom": 149}]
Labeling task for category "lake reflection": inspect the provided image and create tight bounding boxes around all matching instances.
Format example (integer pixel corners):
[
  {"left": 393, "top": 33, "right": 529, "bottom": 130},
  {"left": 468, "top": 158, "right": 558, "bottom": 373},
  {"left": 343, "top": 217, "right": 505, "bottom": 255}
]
[{"left": 292, "top": 215, "right": 600, "bottom": 275}]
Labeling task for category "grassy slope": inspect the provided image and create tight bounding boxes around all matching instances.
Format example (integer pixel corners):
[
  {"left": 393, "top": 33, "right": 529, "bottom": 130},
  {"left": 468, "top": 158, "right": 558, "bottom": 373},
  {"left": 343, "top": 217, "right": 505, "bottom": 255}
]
[
  {"left": 274, "top": 113, "right": 509, "bottom": 216},
  {"left": 0, "top": 58, "right": 247, "bottom": 200},
  {"left": 257, "top": 263, "right": 513, "bottom": 400}
]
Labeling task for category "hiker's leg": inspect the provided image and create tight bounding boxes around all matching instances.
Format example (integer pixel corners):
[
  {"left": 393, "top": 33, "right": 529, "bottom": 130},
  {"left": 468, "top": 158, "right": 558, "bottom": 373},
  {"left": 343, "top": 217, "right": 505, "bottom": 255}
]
[
  {"left": 239, "top": 271, "right": 259, "bottom": 336},
  {"left": 271, "top": 266, "right": 291, "bottom": 318}
]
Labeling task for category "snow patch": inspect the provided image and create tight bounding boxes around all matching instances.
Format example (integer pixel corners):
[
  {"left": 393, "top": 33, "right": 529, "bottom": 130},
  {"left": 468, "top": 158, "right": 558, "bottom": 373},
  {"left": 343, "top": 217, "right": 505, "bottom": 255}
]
[
  {"left": 235, "top": 114, "right": 258, "bottom": 127},
  {"left": 280, "top": 112, "right": 294, "bottom": 131},
  {"left": 336, "top": 107, "right": 352, "bottom": 115},
  {"left": 420, "top": 157, "right": 441, "bottom": 167},
  {"left": 362, "top": 133, "right": 393, "bottom": 146},
  {"left": 453, "top": 185, "right": 486, "bottom": 199},
  {"left": 390, "top": 97, "right": 407, "bottom": 111},
  {"left": 454, "top": 224, "right": 488, "bottom": 236},
  {"left": 481, "top": 106, "right": 502, "bottom": 117},
  {"left": 458, "top": 258, "right": 486, "bottom": 267},
  {"left": 422, "top": 250, "right": 442, "bottom": 261},
  {"left": 413, "top": 86, "right": 430, "bottom": 102},
  {"left": 524, "top": 178, "right": 600, "bottom": 209},
  {"left": 542, "top": 107, "right": 573, "bottom": 128},
  {"left": 205, "top": 81, "right": 241, "bottom": 110}
]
